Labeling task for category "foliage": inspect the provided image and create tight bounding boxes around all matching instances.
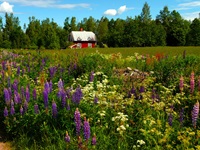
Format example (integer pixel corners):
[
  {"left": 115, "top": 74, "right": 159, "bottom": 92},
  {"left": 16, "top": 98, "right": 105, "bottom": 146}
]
[{"left": 1, "top": 49, "right": 200, "bottom": 150}]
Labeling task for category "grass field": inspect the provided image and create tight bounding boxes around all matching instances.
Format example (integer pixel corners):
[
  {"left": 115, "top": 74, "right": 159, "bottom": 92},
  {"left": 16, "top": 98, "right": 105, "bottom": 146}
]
[{"left": 32, "top": 46, "right": 200, "bottom": 58}]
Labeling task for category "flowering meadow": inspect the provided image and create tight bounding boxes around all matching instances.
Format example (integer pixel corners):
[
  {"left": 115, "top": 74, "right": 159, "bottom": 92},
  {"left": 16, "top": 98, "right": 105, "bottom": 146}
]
[{"left": 1, "top": 49, "right": 200, "bottom": 149}]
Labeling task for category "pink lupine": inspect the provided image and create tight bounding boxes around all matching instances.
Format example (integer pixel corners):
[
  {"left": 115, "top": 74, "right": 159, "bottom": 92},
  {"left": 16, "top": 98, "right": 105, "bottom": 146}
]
[{"left": 190, "top": 72, "right": 195, "bottom": 94}]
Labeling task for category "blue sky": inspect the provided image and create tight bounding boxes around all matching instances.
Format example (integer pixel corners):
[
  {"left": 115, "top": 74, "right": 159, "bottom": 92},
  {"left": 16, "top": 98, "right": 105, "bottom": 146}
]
[{"left": 0, "top": 0, "right": 199, "bottom": 27}]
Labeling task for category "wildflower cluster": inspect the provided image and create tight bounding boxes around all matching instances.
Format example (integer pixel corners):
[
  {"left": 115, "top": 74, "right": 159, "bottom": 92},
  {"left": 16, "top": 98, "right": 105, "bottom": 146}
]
[{"left": 112, "top": 112, "right": 129, "bottom": 135}]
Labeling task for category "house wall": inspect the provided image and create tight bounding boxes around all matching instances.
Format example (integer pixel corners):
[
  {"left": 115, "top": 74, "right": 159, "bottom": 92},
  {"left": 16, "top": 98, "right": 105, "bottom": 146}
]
[{"left": 74, "top": 41, "right": 96, "bottom": 48}]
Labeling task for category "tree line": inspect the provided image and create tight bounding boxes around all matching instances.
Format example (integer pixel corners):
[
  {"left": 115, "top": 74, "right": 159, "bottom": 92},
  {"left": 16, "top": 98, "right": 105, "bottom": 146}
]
[{"left": 0, "top": 3, "right": 199, "bottom": 49}]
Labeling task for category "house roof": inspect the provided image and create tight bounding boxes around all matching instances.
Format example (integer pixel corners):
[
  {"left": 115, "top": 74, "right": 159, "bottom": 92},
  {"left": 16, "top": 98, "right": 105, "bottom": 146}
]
[{"left": 69, "top": 31, "right": 97, "bottom": 42}]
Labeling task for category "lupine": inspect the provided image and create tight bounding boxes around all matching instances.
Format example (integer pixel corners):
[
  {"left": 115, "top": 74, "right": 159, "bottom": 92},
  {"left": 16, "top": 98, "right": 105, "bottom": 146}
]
[
  {"left": 58, "top": 78, "right": 64, "bottom": 89},
  {"left": 139, "top": 86, "right": 145, "bottom": 93},
  {"left": 33, "top": 88, "right": 37, "bottom": 100},
  {"left": 72, "top": 86, "right": 83, "bottom": 104},
  {"left": 168, "top": 113, "right": 173, "bottom": 126},
  {"left": 23, "top": 100, "right": 28, "bottom": 113},
  {"left": 64, "top": 131, "right": 70, "bottom": 143},
  {"left": 34, "top": 104, "right": 39, "bottom": 114},
  {"left": 89, "top": 71, "right": 94, "bottom": 82},
  {"left": 179, "top": 76, "right": 184, "bottom": 92},
  {"left": 49, "top": 80, "right": 53, "bottom": 92},
  {"left": 20, "top": 106, "right": 23, "bottom": 116},
  {"left": 7, "top": 76, "right": 11, "bottom": 87},
  {"left": 83, "top": 117, "right": 91, "bottom": 140},
  {"left": 43, "top": 89, "right": 48, "bottom": 108},
  {"left": 61, "top": 90, "right": 66, "bottom": 108},
  {"left": 14, "top": 93, "right": 18, "bottom": 104},
  {"left": 12, "top": 80, "right": 18, "bottom": 92},
  {"left": 11, "top": 100, "right": 14, "bottom": 107},
  {"left": 192, "top": 101, "right": 199, "bottom": 128},
  {"left": 190, "top": 71, "right": 195, "bottom": 94},
  {"left": 10, "top": 106, "right": 15, "bottom": 116},
  {"left": 52, "top": 101, "right": 58, "bottom": 118},
  {"left": 26, "top": 87, "right": 30, "bottom": 102},
  {"left": 74, "top": 108, "right": 81, "bottom": 136},
  {"left": 4, "top": 88, "right": 10, "bottom": 105},
  {"left": 17, "top": 93, "right": 21, "bottom": 104},
  {"left": 21, "top": 86, "right": 25, "bottom": 99},
  {"left": 17, "top": 66, "right": 20, "bottom": 76},
  {"left": 94, "top": 96, "right": 98, "bottom": 104},
  {"left": 91, "top": 134, "right": 97, "bottom": 145},
  {"left": 4, "top": 107, "right": 8, "bottom": 117},
  {"left": 179, "top": 108, "right": 184, "bottom": 126},
  {"left": 198, "top": 76, "right": 200, "bottom": 92},
  {"left": 44, "top": 81, "right": 50, "bottom": 93}
]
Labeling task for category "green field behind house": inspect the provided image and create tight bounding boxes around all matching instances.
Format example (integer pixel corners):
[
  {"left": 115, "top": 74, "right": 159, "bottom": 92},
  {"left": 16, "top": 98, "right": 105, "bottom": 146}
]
[{"left": 30, "top": 46, "right": 200, "bottom": 58}]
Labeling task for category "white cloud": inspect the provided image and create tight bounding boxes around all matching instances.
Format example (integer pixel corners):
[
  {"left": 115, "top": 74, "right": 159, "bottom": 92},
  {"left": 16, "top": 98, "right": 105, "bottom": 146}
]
[
  {"left": 104, "top": 5, "right": 128, "bottom": 16},
  {"left": 177, "top": 1, "right": 200, "bottom": 10},
  {"left": 0, "top": 0, "right": 90, "bottom": 9},
  {"left": 181, "top": 11, "right": 200, "bottom": 21},
  {"left": 117, "top": 5, "right": 127, "bottom": 15},
  {"left": 0, "top": 2, "right": 13, "bottom": 13},
  {"left": 104, "top": 9, "right": 117, "bottom": 16},
  {"left": 179, "top": 1, "right": 200, "bottom": 7}
]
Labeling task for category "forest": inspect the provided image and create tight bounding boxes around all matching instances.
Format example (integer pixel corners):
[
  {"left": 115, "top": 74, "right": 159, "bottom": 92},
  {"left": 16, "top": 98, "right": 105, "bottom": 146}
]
[{"left": 0, "top": 2, "right": 199, "bottom": 49}]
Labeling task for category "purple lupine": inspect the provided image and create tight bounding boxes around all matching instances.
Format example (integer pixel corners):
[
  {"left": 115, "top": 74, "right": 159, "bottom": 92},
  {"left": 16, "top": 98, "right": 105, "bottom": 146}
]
[
  {"left": 94, "top": 96, "right": 98, "bottom": 104},
  {"left": 179, "top": 76, "right": 184, "bottom": 93},
  {"left": 33, "top": 88, "right": 37, "bottom": 100},
  {"left": 43, "top": 89, "right": 48, "bottom": 108},
  {"left": 7, "top": 77, "right": 11, "bottom": 87},
  {"left": 64, "top": 131, "right": 70, "bottom": 143},
  {"left": 74, "top": 108, "right": 81, "bottom": 136},
  {"left": 168, "top": 113, "right": 173, "bottom": 126},
  {"left": 10, "top": 106, "right": 15, "bottom": 116},
  {"left": 139, "top": 86, "right": 145, "bottom": 93},
  {"left": 52, "top": 101, "right": 58, "bottom": 118},
  {"left": 89, "top": 71, "right": 94, "bottom": 82},
  {"left": 128, "top": 86, "right": 137, "bottom": 98},
  {"left": 4, "top": 88, "right": 10, "bottom": 105},
  {"left": 25, "top": 87, "right": 30, "bottom": 102},
  {"left": 179, "top": 108, "right": 184, "bottom": 126},
  {"left": 49, "top": 80, "right": 53, "bottom": 93},
  {"left": 21, "top": 86, "right": 25, "bottom": 99},
  {"left": 10, "top": 100, "right": 14, "bottom": 107},
  {"left": 14, "top": 93, "right": 18, "bottom": 104},
  {"left": 61, "top": 90, "right": 66, "bottom": 108},
  {"left": 190, "top": 72, "right": 195, "bottom": 94},
  {"left": 4, "top": 107, "right": 8, "bottom": 117},
  {"left": 2, "top": 61, "right": 6, "bottom": 70},
  {"left": 58, "top": 79, "right": 64, "bottom": 89},
  {"left": 17, "top": 93, "right": 21, "bottom": 104},
  {"left": 91, "top": 134, "right": 97, "bottom": 145},
  {"left": 72, "top": 86, "right": 83, "bottom": 104},
  {"left": 17, "top": 66, "right": 20, "bottom": 76},
  {"left": 12, "top": 79, "right": 18, "bottom": 92},
  {"left": 34, "top": 104, "right": 39, "bottom": 114},
  {"left": 23, "top": 100, "right": 28, "bottom": 113},
  {"left": 192, "top": 101, "right": 199, "bottom": 128},
  {"left": 44, "top": 81, "right": 50, "bottom": 93},
  {"left": 83, "top": 117, "right": 91, "bottom": 140},
  {"left": 20, "top": 106, "right": 23, "bottom": 116}
]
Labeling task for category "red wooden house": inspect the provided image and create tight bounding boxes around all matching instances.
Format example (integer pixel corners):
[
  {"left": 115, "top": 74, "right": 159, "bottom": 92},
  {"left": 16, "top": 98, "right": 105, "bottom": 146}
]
[{"left": 69, "top": 30, "right": 97, "bottom": 49}]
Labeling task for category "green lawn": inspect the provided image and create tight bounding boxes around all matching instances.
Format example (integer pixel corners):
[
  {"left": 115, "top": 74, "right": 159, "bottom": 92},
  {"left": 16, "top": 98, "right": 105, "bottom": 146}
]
[{"left": 58, "top": 46, "right": 200, "bottom": 57}]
